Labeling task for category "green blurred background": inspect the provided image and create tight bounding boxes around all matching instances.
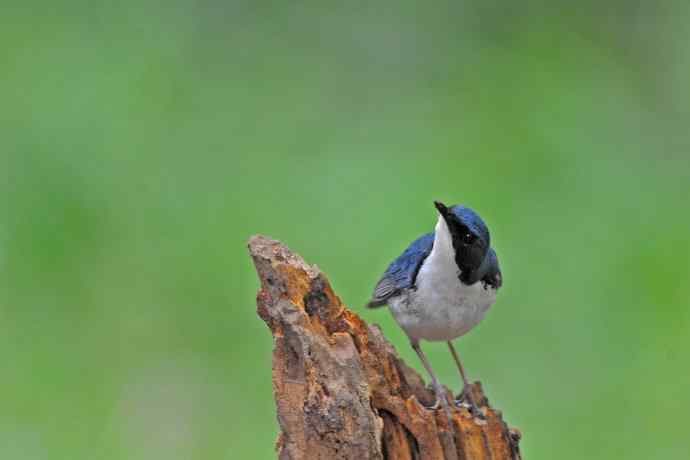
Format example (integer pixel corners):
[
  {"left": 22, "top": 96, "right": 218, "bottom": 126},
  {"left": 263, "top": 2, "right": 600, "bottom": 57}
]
[{"left": 2, "top": 2, "right": 690, "bottom": 459}]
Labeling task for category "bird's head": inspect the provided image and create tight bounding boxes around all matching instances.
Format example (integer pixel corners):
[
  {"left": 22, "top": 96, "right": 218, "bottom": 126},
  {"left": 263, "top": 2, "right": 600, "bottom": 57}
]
[{"left": 434, "top": 200, "right": 491, "bottom": 281}]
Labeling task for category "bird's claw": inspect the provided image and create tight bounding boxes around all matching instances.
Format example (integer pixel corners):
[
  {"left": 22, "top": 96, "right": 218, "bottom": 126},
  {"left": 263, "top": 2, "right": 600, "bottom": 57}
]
[
  {"left": 423, "top": 398, "right": 442, "bottom": 411},
  {"left": 422, "top": 385, "right": 450, "bottom": 412},
  {"left": 455, "top": 389, "right": 485, "bottom": 420}
]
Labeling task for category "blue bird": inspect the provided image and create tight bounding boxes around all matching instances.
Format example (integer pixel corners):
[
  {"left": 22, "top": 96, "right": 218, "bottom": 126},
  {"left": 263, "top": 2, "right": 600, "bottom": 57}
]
[{"left": 367, "top": 201, "right": 502, "bottom": 418}]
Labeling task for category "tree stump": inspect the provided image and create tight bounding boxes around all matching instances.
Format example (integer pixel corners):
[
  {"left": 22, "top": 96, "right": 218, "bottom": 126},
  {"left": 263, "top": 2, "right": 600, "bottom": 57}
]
[{"left": 249, "top": 235, "right": 522, "bottom": 460}]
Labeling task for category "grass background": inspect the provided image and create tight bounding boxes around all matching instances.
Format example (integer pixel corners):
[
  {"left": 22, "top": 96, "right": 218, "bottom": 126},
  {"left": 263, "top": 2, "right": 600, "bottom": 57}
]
[{"left": 2, "top": 2, "right": 690, "bottom": 459}]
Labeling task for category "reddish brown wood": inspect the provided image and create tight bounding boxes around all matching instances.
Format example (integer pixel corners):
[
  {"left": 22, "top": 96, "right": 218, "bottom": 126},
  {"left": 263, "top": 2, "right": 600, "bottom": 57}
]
[{"left": 249, "top": 235, "right": 522, "bottom": 460}]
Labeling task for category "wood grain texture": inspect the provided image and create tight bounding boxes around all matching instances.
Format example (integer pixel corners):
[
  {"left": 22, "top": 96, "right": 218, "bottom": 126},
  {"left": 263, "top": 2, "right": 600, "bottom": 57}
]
[{"left": 249, "top": 235, "right": 522, "bottom": 460}]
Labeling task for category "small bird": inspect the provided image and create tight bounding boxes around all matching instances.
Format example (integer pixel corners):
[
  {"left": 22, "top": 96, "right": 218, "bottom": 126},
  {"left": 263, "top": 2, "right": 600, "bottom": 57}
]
[{"left": 367, "top": 201, "right": 502, "bottom": 418}]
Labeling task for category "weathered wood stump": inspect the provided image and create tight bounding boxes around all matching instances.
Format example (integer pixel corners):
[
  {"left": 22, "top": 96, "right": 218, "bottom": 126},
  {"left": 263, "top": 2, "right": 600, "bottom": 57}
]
[{"left": 249, "top": 235, "right": 522, "bottom": 460}]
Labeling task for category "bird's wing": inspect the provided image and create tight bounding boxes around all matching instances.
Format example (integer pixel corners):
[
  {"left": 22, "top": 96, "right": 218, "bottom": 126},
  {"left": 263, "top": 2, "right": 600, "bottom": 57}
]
[
  {"left": 366, "top": 233, "right": 434, "bottom": 308},
  {"left": 480, "top": 248, "right": 502, "bottom": 289}
]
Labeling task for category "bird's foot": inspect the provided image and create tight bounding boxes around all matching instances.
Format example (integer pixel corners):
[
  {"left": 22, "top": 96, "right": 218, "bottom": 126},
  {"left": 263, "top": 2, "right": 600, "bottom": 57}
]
[
  {"left": 421, "top": 384, "right": 447, "bottom": 411},
  {"left": 455, "top": 387, "right": 485, "bottom": 420},
  {"left": 422, "top": 398, "right": 442, "bottom": 411},
  {"left": 423, "top": 385, "right": 454, "bottom": 420}
]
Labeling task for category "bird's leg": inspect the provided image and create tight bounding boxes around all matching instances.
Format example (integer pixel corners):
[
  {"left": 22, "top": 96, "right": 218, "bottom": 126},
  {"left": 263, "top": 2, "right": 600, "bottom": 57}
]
[
  {"left": 410, "top": 339, "right": 454, "bottom": 421},
  {"left": 447, "top": 341, "right": 483, "bottom": 419},
  {"left": 411, "top": 339, "right": 459, "bottom": 459}
]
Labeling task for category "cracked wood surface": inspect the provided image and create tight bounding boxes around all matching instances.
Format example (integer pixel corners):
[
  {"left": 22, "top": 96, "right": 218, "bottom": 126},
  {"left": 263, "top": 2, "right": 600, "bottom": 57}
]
[{"left": 249, "top": 235, "right": 522, "bottom": 460}]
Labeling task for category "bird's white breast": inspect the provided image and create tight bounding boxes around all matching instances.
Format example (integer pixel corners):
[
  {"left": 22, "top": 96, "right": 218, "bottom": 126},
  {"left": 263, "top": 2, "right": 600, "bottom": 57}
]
[{"left": 389, "top": 216, "right": 496, "bottom": 341}]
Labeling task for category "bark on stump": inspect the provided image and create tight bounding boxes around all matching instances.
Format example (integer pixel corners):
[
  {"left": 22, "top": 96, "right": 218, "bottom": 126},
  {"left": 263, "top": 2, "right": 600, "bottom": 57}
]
[{"left": 249, "top": 235, "right": 522, "bottom": 460}]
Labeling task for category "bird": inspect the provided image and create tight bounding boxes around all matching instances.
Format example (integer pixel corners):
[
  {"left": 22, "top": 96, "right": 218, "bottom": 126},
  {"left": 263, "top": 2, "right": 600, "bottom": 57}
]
[{"left": 366, "top": 200, "right": 502, "bottom": 419}]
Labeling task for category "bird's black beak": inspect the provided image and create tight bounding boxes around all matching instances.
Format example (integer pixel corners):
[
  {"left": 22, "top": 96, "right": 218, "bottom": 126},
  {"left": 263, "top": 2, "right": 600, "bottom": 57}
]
[{"left": 434, "top": 200, "right": 449, "bottom": 217}]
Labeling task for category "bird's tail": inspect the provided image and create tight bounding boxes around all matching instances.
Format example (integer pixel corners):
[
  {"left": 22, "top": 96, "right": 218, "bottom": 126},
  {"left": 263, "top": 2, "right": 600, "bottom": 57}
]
[{"left": 365, "top": 299, "right": 386, "bottom": 309}]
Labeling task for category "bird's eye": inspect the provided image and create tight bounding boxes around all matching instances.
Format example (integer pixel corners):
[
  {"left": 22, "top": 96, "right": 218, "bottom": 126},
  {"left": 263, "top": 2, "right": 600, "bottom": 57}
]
[{"left": 463, "top": 233, "right": 474, "bottom": 244}]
